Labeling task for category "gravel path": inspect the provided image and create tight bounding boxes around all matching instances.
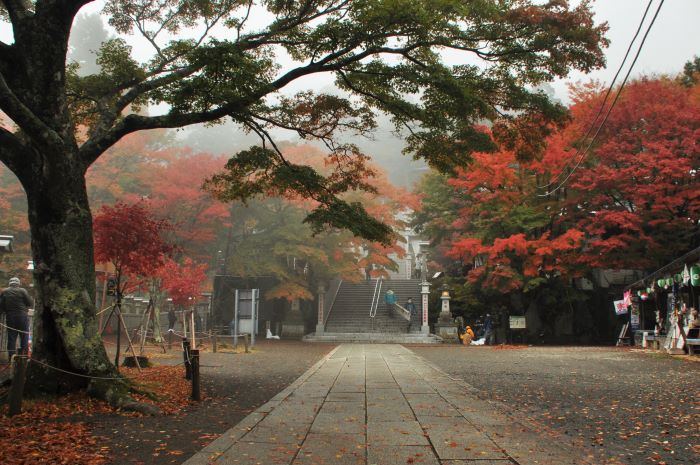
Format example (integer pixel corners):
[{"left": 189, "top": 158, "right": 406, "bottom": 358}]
[
  {"left": 94, "top": 340, "right": 336, "bottom": 465},
  {"left": 410, "top": 345, "right": 700, "bottom": 465}
]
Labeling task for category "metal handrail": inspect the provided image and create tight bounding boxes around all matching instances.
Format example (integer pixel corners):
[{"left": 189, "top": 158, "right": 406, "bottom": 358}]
[
  {"left": 393, "top": 303, "right": 411, "bottom": 321},
  {"left": 369, "top": 278, "right": 382, "bottom": 318},
  {"left": 369, "top": 278, "right": 380, "bottom": 318},
  {"left": 323, "top": 279, "right": 343, "bottom": 325}
]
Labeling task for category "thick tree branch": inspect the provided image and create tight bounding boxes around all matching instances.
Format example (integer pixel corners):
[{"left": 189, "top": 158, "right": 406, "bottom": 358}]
[
  {"left": 0, "top": 40, "right": 13, "bottom": 70},
  {"left": 0, "top": 71, "right": 64, "bottom": 148},
  {"left": 2, "top": 0, "right": 32, "bottom": 26},
  {"left": 35, "top": 0, "right": 93, "bottom": 27},
  {"left": 82, "top": 42, "right": 427, "bottom": 164},
  {"left": 87, "top": 64, "right": 203, "bottom": 144},
  {"left": 80, "top": 103, "right": 240, "bottom": 165},
  {"left": 0, "top": 126, "right": 30, "bottom": 178}
]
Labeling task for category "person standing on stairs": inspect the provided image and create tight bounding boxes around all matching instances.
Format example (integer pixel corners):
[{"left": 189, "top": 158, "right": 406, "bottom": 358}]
[
  {"left": 385, "top": 288, "right": 397, "bottom": 318},
  {"left": 405, "top": 298, "right": 416, "bottom": 318}
]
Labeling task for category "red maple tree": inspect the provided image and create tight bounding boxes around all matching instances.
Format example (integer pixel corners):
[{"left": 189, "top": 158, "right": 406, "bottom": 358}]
[
  {"left": 93, "top": 201, "right": 174, "bottom": 294},
  {"left": 158, "top": 257, "right": 208, "bottom": 306},
  {"left": 558, "top": 78, "right": 700, "bottom": 269}
]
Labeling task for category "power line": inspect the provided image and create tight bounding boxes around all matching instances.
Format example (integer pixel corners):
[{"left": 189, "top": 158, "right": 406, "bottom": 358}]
[
  {"left": 537, "top": 0, "right": 656, "bottom": 190},
  {"left": 537, "top": 0, "right": 665, "bottom": 198}
]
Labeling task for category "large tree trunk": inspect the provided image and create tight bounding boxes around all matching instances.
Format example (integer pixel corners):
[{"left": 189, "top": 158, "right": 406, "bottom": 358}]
[
  {"left": 2, "top": 3, "right": 152, "bottom": 410},
  {"left": 23, "top": 154, "right": 129, "bottom": 404}
]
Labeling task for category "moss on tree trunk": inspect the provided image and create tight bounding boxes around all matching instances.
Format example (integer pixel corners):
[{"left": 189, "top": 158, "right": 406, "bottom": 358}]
[{"left": 21, "top": 155, "right": 139, "bottom": 407}]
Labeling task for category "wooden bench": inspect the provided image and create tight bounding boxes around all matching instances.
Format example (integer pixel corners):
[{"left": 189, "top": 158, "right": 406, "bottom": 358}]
[
  {"left": 687, "top": 339, "right": 700, "bottom": 355},
  {"left": 211, "top": 333, "right": 250, "bottom": 353},
  {"left": 686, "top": 328, "right": 699, "bottom": 355},
  {"left": 642, "top": 333, "right": 662, "bottom": 350}
]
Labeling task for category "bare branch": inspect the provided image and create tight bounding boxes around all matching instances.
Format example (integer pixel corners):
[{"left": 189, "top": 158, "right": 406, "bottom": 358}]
[
  {"left": 236, "top": 0, "right": 253, "bottom": 41},
  {"left": 242, "top": 117, "right": 290, "bottom": 167}
]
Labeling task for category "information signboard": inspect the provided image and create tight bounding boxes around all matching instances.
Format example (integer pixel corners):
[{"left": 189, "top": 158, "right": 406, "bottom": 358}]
[{"left": 509, "top": 316, "right": 526, "bottom": 329}]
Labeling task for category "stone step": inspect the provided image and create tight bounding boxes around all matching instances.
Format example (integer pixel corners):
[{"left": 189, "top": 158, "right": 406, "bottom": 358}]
[{"left": 303, "top": 332, "right": 442, "bottom": 343}]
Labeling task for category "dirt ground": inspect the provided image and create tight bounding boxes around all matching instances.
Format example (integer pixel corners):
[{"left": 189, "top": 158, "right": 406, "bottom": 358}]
[
  {"left": 411, "top": 345, "right": 700, "bottom": 465},
  {"left": 94, "top": 339, "right": 336, "bottom": 465}
]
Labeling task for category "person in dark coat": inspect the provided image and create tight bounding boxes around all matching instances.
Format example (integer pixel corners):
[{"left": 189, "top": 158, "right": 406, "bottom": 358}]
[
  {"left": 405, "top": 298, "right": 417, "bottom": 317},
  {"left": 483, "top": 313, "right": 495, "bottom": 345},
  {"left": 167, "top": 307, "right": 177, "bottom": 331},
  {"left": 0, "top": 277, "right": 34, "bottom": 357}
]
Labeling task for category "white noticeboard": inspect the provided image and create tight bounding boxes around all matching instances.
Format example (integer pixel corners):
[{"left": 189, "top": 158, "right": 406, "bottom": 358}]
[{"left": 509, "top": 316, "right": 526, "bottom": 329}]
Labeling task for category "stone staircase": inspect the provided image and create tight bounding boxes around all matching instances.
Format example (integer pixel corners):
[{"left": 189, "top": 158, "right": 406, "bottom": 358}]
[{"left": 306, "top": 279, "right": 440, "bottom": 343}]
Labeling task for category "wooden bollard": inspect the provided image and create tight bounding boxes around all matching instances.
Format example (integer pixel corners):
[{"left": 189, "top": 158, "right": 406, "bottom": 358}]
[
  {"left": 190, "top": 349, "right": 200, "bottom": 401},
  {"left": 8, "top": 349, "right": 28, "bottom": 416},
  {"left": 212, "top": 333, "right": 217, "bottom": 353},
  {"left": 182, "top": 339, "right": 191, "bottom": 380},
  {"left": 243, "top": 334, "right": 250, "bottom": 353}
]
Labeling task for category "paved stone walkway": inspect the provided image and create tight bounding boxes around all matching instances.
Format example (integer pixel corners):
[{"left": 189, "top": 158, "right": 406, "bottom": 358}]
[{"left": 183, "top": 344, "right": 585, "bottom": 465}]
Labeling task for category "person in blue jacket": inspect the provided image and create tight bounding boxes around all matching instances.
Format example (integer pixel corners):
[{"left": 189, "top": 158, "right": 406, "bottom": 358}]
[{"left": 385, "top": 289, "right": 397, "bottom": 306}]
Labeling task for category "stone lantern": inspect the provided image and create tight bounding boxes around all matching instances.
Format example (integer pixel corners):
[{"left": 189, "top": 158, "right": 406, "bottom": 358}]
[{"left": 435, "top": 284, "right": 458, "bottom": 341}]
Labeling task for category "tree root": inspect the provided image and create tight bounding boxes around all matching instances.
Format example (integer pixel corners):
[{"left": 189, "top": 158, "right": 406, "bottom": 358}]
[{"left": 87, "top": 378, "right": 161, "bottom": 415}]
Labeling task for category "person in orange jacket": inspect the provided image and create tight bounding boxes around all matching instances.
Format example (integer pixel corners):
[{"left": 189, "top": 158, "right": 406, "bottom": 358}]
[{"left": 460, "top": 326, "right": 475, "bottom": 345}]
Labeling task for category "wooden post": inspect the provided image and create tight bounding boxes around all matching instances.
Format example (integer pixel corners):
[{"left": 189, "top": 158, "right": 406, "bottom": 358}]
[
  {"left": 190, "top": 349, "right": 200, "bottom": 401},
  {"left": 212, "top": 333, "right": 217, "bottom": 353},
  {"left": 190, "top": 310, "right": 196, "bottom": 348},
  {"left": 118, "top": 310, "right": 142, "bottom": 372},
  {"left": 98, "top": 278, "right": 108, "bottom": 331},
  {"left": 243, "top": 333, "right": 250, "bottom": 353},
  {"left": 115, "top": 309, "right": 121, "bottom": 372},
  {"left": 182, "top": 339, "right": 191, "bottom": 380},
  {"left": 8, "top": 349, "right": 28, "bottom": 416}
]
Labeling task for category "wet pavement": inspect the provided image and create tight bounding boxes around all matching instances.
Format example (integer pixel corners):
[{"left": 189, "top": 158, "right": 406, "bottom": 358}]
[{"left": 182, "top": 344, "right": 587, "bottom": 465}]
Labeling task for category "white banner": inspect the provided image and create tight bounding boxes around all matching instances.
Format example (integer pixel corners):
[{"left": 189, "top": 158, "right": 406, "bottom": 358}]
[{"left": 614, "top": 300, "right": 628, "bottom": 315}]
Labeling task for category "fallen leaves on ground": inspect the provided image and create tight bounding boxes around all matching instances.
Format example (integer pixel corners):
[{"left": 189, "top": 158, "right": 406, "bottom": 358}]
[
  {"left": 415, "top": 346, "right": 700, "bottom": 465},
  {"left": 0, "top": 365, "right": 194, "bottom": 465},
  {"left": 491, "top": 344, "right": 528, "bottom": 350}
]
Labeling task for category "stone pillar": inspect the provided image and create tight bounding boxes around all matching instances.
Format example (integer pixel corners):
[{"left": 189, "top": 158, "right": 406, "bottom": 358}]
[
  {"left": 435, "top": 289, "right": 458, "bottom": 341},
  {"left": 316, "top": 284, "right": 326, "bottom": 335},
  {"left": 420, "top": 280, "right": 430, "bottom": 335},
  {"left": 283, "top": 298, "right": 306, "bottom": 338}
]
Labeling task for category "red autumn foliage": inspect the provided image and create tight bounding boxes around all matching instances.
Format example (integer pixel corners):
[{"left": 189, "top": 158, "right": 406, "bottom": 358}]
[
  {"left": 440, "top": 147, "right": 584, "bottom": 293},
  {"left": 93, "top": 202, "right": 174, "bottom": 291},
  {"left": 421, "top": 76, "right": 700, "bottom": 293},
  {"left": 86, "top": 130, "right": 175, "bottom": 208},
  {"left": 158, "top": 257, "right": 208, "bottom": 306},
  {"left": 145, "top": 152, "right": 230, "bottom": 259},
  {"left": 561, "top": 79, "right": 700, "bottom": 269}
]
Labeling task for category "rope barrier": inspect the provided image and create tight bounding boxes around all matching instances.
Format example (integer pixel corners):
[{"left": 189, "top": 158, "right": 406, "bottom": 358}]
[
  {"left": 96, "top": 304, "right": 115, "bottom": 316},
  {"left": 0, "top": 321, "right": 31, "bottom": 335},
  {"left": 27, "top": 357, "right": 187, "bottom": 381}
]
